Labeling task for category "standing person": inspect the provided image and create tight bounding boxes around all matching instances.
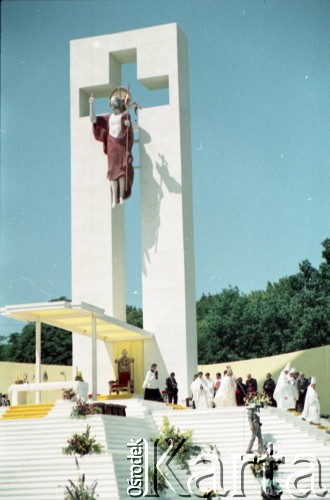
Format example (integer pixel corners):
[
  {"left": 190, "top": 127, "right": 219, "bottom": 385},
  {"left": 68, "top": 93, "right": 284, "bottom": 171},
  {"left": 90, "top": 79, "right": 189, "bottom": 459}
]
[
  {"left": 273, "top": 363, "right": 292, "bottom": 409},
  {"left": 263, "top": 373, "right": 276, "bottom": 406},
  {"left": 166, "top": 372, "right": 178, "bottom": 404},
  {"left": 190, "top": 373, "right": 198, "bottom": 409},
  {"left": 191, "top": 372, "right": 209, "bottom": 409},
  {"left": 301, "top": 378, "right": 320, "bottom": 424},
  {"left": 89, "top": 87, "right": 134, "bottom": 208},
  {"left": 213, "top": 373, "right": 221, "bottom": 396},
  {"left": 1, "top": 394, "right": 10, "bottom": 406},
  {"left": 204, "top": 372, "right": 215, "bottom": 408},
  {"left": 236, "top": 377, "right": 247, "bottom": 406},
  {"left": 142, "top": 363, "right": 164, "bottom": 402},
  {"left": 214, "top": 367, "right": 237, "bottom": 407},
  {"left": 296, "top": 372, "right": 310, "bottom": 412},
  {"left": 246, "top": 405, "right": 264, "bottom": 454},
  {"left": 246, "top": 373, "right": 258, "bottom": 394},
  {"left": 288, "top": 368, "right": 299, "bottom": 409}
]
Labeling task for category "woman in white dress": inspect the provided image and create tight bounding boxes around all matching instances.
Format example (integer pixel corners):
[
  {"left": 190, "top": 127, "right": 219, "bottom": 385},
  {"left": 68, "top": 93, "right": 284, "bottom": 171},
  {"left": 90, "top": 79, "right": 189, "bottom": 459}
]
[{"left": 214, "top": 367, "right": 237, "bottom": 407}]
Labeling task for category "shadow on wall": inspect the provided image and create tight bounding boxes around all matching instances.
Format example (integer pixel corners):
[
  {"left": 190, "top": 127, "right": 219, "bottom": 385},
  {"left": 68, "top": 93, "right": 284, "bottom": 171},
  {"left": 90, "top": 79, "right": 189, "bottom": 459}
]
[{"left": 139, "top": 128, "right": 182, "bottom": 275}]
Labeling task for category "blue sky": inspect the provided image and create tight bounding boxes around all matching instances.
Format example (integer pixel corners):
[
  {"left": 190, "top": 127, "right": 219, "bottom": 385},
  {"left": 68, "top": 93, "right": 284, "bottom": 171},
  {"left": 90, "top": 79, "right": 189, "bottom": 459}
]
[{"left": 1, "top": 0, "right": 330, "bottom": 335}]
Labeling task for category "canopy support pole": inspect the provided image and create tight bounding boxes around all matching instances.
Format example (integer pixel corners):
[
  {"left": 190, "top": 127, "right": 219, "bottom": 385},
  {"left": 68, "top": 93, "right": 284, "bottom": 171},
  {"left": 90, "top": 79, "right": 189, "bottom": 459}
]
[
  {"left": 91, "top": 314, "right": 97, "bottom": 400},
  {"left": 35, "top": 320, "right": 41, "bottom": 404}
]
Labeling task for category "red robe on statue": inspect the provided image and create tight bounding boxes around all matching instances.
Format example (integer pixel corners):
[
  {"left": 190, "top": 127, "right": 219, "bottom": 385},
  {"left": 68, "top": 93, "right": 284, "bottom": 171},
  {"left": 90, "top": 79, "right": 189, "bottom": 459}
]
[{"left": 92, "top": 112, "right": 134, "bottom": 202}]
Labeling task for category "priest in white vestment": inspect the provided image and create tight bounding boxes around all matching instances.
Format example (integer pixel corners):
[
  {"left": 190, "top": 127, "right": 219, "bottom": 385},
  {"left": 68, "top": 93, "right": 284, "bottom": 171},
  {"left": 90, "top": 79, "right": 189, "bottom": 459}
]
[
  {"left": 191, "top": 372, "right": 209, "bottom": 409},
  {"left": 204, "top": 372, "right": 215, "bottom": 408},
  {"left": 301, "top": 378, "right": 320, "bottom": 424},
  {"left": 274, "top": 363, "right": 292, "bottom": 409},
  {"left": 288, "top": 368, "right": 299, "bottom": 409}
]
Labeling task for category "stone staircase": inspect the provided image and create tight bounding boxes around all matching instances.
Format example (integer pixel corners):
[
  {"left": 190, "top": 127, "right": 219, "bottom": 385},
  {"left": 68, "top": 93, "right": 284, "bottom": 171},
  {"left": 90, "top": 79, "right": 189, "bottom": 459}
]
[
  {"left": 151, "top": 405, "right": 330, "bottom": 499},
  {"left": 0, "top": 399, "right": 329, "bottom": 499}
]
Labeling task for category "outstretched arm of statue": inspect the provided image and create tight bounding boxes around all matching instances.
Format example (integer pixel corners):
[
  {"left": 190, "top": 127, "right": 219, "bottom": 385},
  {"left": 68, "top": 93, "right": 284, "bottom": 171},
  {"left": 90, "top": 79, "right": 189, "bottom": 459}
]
[{"left": 89, "top": 93, "right": 96, "bottom": 123}]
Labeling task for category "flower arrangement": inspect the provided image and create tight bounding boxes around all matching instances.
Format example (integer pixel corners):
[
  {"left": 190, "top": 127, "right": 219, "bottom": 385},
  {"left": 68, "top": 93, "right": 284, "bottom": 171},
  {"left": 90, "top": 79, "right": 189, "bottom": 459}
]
[
  {"left": 248, "top": 447, "right": 283, "bottom": 478},
  {"left": 244, "top": 392, "right": 271, "bottom": 407},
  {"left": 70, "top": 398, "right": 102, "bottom": 419},
  {"left": 62, "top": 425, "right": 103, "bottom": 457},
  {"left": 249, "top": 452, "right": 268, "bottom": 476},
  {"left": 63, "top": 388, "right": 76, "bottom": 401},
  {"left": 152, "top": 416, "right": 201, "bottom": 472},
  {"left": 64, "top": 473, "right": 99, "bottom": 499}
]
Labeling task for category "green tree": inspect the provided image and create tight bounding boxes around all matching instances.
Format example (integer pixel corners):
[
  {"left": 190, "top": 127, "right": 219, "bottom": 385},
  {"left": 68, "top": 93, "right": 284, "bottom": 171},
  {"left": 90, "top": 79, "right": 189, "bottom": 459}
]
[
  {"left": 197, "top": 287, "right": 251, "bottom": 363},
  {"left": 0, "top": 335, "right": 9, "bottom": 361},
  {"left": 5, "top": 323, "right": 72, "bottom": 365},
  {"left": 126, "top": 305, "right": 143, "bottom": 329},
  {"left": 197, "top": 238, "right": 330, "bottom": 363}
]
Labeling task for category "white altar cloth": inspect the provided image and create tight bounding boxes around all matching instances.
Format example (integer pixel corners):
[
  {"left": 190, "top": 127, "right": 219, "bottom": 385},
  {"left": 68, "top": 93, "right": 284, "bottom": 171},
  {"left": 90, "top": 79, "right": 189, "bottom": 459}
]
[{"left": 8, "top": 380, "right": 89, "bottom": 405}]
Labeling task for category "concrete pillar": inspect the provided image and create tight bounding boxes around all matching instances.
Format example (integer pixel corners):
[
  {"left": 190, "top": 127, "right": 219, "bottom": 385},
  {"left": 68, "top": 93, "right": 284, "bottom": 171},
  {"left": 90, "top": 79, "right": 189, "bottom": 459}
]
[{"left": 70, "top": 24, "right": 197, "bottom": 398}]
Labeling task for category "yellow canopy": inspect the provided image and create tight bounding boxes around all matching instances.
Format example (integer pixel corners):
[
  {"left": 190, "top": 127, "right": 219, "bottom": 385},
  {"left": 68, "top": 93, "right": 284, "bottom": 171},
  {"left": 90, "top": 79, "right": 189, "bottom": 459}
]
[
  {"left": 1, "top": 301, "right": 152, "bottom": 401},
  {"left": 0, "top": 300, "right": 153, "bottom": 341}
]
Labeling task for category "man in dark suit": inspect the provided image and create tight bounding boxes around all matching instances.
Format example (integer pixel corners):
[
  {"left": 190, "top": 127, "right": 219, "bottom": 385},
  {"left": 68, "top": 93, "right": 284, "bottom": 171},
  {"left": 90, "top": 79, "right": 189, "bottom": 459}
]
[
  {"left": 166, "top": 372, "right": 178, "bottom": 404},
  {"left": 296, "top": 372, "right": 310, "bottom": 412},
  {"left": 246, "top": 373, "right": 258, "bottom": 394},
  {"left": 263, "top": 372, "right": 276, "bottom": 406}
]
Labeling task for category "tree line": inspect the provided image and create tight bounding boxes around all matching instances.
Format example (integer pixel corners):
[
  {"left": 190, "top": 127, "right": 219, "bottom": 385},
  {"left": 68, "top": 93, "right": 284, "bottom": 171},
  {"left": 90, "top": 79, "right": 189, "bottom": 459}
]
[
  {"left": 1, "top": 239, "right": 329, "bottom": 366},
  {"left": 197, "top": 238, "right": 330, "bottom": 363}
]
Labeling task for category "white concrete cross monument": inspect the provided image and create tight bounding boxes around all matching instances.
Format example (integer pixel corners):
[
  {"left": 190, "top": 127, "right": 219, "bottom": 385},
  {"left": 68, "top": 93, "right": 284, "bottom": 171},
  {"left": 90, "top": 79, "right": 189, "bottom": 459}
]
[{"left": 70, "top": 23, "right": 197, "bottom": 399}]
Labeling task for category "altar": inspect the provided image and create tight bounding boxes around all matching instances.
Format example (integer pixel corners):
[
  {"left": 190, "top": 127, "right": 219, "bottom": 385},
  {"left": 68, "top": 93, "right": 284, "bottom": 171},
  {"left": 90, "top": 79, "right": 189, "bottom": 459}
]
[{"left": 8, "top": 380, "right": 89, "bottom": 406}]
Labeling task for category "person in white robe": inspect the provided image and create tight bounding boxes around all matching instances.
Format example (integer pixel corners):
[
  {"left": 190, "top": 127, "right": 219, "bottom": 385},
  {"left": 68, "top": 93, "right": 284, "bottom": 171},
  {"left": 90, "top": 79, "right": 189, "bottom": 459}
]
[
  {"left": 287, "top": 368, "right": 299, "bottom": 409},
  {"left": 213, "top": 372, "right": 221, "bottom": 396},
  {"left": 273, "top": 363, "right": 292, "bottom": 409},
  {"left": 204, "top": 372, "right": 215, "bottom": 408},
  {"left": 214, "top": 367, "right": 237, "bottom": 407},
  {"left": 301, "top": 378, "right": 320, "bottom": 424},
  {"left": 191, "top": 372, "right": 209, "bottom": 409}
]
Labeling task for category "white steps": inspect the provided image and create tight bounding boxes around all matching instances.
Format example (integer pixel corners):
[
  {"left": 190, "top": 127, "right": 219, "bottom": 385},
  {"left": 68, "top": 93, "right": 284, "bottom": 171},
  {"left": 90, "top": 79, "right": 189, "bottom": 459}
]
[
  {"left": 0, "top": 400, "right": 329, "bottom": 498},
  {"left": 151, "top": 406, "right": 330, "bottom": 499}
]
